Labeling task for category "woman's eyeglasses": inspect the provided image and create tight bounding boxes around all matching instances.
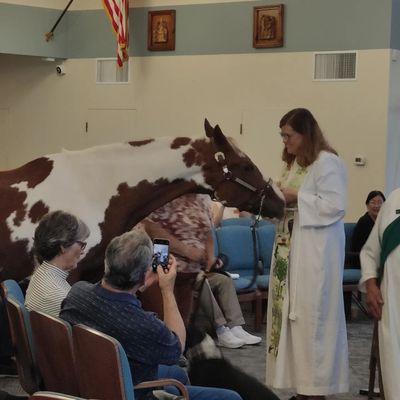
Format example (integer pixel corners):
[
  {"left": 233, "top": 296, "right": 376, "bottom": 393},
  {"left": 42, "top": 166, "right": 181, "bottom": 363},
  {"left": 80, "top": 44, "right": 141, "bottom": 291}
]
[
  {"left": 279, "top": 132, "right": 296, "bottom": 140},
  {"left": 76, "top": 241, "right": 87, "bottom": 250},
  {"left": 368, "top": 201, "right": 383, "bottom": 207}
]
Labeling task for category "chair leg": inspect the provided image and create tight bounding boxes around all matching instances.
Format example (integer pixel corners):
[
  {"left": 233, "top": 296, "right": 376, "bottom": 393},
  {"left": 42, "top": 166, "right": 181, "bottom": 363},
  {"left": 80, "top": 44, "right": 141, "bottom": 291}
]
[{"left": 343, "top": 291, "right": 352, "bottom": 320}]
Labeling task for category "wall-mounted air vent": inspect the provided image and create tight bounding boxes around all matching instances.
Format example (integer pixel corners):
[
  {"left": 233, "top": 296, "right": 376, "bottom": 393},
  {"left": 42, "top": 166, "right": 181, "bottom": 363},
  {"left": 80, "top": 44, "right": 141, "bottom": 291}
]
[
  {"left": 96, "top": 58, "right": 129, "bottom": 84},
  {"left": 313, "top": 51, "right": 357, "bottom": 81}
]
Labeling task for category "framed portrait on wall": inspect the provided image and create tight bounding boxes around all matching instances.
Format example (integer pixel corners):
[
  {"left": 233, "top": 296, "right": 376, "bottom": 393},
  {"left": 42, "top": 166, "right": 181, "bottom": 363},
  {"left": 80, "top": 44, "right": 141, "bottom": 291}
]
[
  {"left": 253, "top": 5, "right": 284, "bottom": 48},
  {"left": 148, "top": 10, "right": 176, "bottom": 51}
]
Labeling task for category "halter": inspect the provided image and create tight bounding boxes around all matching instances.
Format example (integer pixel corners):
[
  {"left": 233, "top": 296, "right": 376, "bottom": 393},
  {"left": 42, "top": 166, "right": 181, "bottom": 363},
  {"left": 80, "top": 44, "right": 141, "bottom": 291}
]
[
  {"left": 213, "top": 150, "right": 272, "bottom": 290},
  {"left": 212, "top": 151, "right": 272, "bottom": 220}
]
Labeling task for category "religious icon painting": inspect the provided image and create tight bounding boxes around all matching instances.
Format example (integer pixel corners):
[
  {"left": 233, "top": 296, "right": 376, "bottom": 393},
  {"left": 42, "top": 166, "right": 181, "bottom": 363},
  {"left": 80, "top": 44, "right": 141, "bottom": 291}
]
[
  {"left": 148, "top": 10, "right": 176, "bottom": 51},
  {"left": 253, "top": 5, "right": 284, "bottom": 48}
]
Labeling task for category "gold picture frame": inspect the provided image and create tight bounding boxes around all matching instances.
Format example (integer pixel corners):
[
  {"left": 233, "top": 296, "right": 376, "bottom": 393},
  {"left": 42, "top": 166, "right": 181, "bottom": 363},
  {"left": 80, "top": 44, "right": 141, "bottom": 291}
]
[
  {"left": 253, "top": 5, "right": 284, "bottom": 48},
  {"left": 148, "top": 10, "right": 176, "bottom": 51}
]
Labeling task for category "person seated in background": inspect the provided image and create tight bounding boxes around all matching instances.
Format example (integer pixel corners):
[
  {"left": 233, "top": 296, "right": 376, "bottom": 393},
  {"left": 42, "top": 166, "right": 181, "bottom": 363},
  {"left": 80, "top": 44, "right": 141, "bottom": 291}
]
[
  {"left": 212, "top": 202, "right": 253, "bottom": 228},
  {"left": 25, "top": 210, "right": 90, "bottom": 317},
  {"left": 60, "top": 230, "right": 243, "bottom": 400},
  {"left": 351, "top": 190, "right": 386, "bottom": 253},
  {"left": 141, "top": 193, "right": 261, "bottom": 349}
]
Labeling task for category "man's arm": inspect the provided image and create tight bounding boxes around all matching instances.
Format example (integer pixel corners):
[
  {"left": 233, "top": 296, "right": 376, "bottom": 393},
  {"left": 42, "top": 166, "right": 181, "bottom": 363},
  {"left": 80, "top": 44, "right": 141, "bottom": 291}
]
[
  {"left": 156, "top": 256, "right": 186, "bottom": 351},
  {"left": 360, "top": 205, "right": 385, "bottom": 320}
]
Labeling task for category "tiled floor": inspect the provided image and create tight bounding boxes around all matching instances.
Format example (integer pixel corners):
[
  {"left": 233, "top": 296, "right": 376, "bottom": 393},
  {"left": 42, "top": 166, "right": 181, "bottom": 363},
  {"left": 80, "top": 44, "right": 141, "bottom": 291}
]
[{"left": 0, "top": 306, "right": 377, "bottom": 399}]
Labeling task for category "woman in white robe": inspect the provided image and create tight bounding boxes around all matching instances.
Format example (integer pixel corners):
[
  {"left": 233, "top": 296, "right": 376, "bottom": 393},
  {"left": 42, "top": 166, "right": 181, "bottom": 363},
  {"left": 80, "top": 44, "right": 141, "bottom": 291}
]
[
  {"left": 266, "top": 108, "right": 349, "bottom": 400},
  {"left": 360, "top": 188, "right": 400, "bottom": 400}
]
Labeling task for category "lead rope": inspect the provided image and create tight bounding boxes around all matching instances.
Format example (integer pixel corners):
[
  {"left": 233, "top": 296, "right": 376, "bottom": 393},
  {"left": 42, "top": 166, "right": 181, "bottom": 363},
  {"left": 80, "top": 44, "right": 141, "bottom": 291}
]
[{"left": 242, "top": 192, "right": 266, "bottom": 292}]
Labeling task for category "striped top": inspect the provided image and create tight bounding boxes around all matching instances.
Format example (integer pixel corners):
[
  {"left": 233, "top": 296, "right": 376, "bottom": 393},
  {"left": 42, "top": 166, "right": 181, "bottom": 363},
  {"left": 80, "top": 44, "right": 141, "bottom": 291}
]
[{"left": 25, "top": 261, "right": 71, "bottom": 317}]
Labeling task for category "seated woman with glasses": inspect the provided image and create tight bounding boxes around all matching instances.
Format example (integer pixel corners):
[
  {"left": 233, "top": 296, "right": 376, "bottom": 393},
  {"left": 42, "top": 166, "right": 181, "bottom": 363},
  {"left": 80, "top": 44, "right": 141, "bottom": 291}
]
[
  {"left": 351, "top": 190, "right": 386, "bottom": 253},
  {"left": 25, "top": 210, "right": 90, "bottom": 317}
]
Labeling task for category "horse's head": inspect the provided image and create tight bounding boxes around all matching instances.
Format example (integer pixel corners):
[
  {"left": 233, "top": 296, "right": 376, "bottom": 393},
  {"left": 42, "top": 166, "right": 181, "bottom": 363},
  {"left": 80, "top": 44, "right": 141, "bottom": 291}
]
[{"left": 203, "top": 119, "right": 284, "bottom": 219}]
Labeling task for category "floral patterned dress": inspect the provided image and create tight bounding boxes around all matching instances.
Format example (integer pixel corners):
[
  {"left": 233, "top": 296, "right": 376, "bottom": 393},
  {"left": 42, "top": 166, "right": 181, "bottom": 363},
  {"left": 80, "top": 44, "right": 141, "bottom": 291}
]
[{"left": 267, "top": 161, "right": 308, "bottom": 357}]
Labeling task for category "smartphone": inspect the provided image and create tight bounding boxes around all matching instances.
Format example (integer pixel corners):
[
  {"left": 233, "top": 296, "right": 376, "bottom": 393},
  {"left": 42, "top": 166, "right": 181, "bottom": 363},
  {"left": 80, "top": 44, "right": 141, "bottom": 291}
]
[{"left": 152, "top": 238, "right": 170, "bottom": 272}]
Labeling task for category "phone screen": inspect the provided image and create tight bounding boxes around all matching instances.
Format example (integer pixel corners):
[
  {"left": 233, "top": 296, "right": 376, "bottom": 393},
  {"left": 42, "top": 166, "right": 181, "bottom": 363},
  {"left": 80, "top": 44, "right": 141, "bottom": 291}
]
[{"left": 152, "top": 239, "right": 170, "bottom": 272}]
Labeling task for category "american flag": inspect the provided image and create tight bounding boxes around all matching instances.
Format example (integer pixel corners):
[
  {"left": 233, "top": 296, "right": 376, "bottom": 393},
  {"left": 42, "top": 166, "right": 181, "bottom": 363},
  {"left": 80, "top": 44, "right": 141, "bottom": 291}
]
[{"left": 103, "top": 0, "right": 129, "bottom": 67}]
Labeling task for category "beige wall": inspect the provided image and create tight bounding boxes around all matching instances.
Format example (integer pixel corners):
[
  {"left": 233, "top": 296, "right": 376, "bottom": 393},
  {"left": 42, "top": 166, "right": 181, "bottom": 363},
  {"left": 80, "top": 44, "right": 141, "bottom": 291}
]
[
  {"left": 0, "top": 50, "right": 390, "bottom": 220},
  {"left": 0, "top": 0, "right": 251, "bottom": 10}
]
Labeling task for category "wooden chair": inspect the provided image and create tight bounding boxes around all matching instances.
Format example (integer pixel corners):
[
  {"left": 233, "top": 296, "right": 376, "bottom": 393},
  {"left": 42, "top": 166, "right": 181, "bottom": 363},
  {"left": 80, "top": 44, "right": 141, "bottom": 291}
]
[
  {"left": 72, "top": 324, "right": 189, "bottom": 400},
  {"left": 2, "top": 296, "right": 41, "bottom": 394},
  {"left": 30, "top": 310, "right": 79, "bottom": 396},
  {"left": 30, "top": 392, "right": 86, "bottom": 400}
]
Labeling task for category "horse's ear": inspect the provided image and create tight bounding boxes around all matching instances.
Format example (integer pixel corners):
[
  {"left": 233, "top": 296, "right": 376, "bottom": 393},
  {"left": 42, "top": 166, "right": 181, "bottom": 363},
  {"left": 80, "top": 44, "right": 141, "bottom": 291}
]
[
  {"left": 204, "top": 118, "right": 214, "bottom": 138},
  {"left": 204, "top": 119, "right": 229, "bottom": 147},
  {"left": 212, "top": 124, "right": 229, "bottom": 146}
]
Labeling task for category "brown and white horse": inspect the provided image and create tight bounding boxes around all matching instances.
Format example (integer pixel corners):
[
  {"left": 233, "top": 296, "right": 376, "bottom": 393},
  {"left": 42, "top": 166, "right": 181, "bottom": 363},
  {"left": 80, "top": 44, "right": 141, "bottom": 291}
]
[{"left": 0, "top": 120, "right": 284, "bottom": 283}]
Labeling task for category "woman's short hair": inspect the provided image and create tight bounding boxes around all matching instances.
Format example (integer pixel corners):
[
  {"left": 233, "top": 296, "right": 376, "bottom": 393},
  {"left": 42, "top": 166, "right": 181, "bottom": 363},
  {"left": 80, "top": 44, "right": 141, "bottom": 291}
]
[
  {"left": 103, "top": 230, "right": 153, "bottom": 290},
  {"left": 365, "top": 190, "right": 386, "bottom": 205},
  {"left": 33, "top": 210, "right": 90, "bottom": 264},
  {"left": 280, "top": 108, "right": 337, "bottom": 167}
]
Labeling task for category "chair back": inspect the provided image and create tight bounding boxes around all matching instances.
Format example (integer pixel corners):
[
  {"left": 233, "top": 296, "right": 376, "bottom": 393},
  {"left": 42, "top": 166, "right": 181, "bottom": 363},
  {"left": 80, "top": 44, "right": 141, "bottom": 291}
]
[
  {"left": 344, "top": 223, "right": 356, "bottom": 253},
  {"left": 30, "top": 310, "right": 79, "bottom": 396},
  {"left": 344, "top": 222, "right": 360, "bottom": 268},
  {"left": 72, "top": 324, "right": 134, "bottom": 400},
  {"left": 5, "top": 297, "right": 41, "bottom": 394},
  {"left": 30, "top": 392, "right": 85, "bottom": 400},
  {"left": 215, "top": 225, "right": 255, "bottom": 271},
  {"left": 2, "top": 279, "right": 25, "bottom": 304},
  {"left": 220, "top": 217, "right": 253, "bottom": 227}
]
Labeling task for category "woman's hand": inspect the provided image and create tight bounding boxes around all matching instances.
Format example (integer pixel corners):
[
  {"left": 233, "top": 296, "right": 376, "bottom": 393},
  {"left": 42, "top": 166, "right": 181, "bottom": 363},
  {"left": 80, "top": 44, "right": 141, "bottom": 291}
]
[
  {"left": 205, "top": 257, "right": 223, "bottom": 272},
  {"left": 281, "top": 187, "right": 298, "bottom": 204},
  {"left": 365, "top": 278, "right": 384, "bottom": 320}
]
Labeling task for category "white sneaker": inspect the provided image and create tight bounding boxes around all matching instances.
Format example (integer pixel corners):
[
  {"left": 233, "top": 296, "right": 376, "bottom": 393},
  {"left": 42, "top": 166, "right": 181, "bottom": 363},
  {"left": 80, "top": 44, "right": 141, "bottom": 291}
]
[
  {"left": 230, "top": 326, "right": 262, "bottom": 345},
  {"left": 217, "top": 327, "right": 245, "bottom": 349}
]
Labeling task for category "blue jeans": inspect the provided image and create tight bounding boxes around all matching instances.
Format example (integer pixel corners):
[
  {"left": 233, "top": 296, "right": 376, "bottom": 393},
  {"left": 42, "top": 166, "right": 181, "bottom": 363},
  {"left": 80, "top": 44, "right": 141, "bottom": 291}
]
[{"left": 158, "top": 365, "right": 242, "bottom": 400}]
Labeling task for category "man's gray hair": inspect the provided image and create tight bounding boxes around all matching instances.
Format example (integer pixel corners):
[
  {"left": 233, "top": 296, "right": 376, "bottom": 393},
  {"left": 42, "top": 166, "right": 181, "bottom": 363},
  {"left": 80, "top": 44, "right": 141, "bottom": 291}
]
[
  {"left": 33, "top": 210, "right": 90, "bottom": 263},
  {"left": 104, "top": 230, "right": 153, "bottom": 290}
]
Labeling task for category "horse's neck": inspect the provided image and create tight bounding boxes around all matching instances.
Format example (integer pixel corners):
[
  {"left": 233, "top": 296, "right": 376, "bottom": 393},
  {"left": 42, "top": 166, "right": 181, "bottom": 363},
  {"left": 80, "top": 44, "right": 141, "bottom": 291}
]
[
  {"left": 59, "top": 136, "right": 212, "bottom": 188},
  {"left": 123, "top": 137, "right": 214, "bottom": 227}
]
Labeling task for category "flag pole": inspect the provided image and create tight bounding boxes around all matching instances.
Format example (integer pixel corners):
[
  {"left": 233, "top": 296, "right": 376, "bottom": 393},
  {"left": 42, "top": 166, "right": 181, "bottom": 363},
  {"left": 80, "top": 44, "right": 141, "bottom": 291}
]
[{"left": 45, "top": 0, "right": 75, "bottom": 41}]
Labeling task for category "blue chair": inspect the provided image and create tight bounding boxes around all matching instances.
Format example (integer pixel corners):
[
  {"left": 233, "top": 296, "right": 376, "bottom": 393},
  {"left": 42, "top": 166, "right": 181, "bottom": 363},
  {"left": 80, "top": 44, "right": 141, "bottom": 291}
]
[
  {"left": 342, "top": 222, "right": 367, "bottom": 319},
  {"left": 344, "top": 222, "right": 360, "bottom": 269},
  {"left": 72, "top": 324, "right": 189, "bottom": 400},
  {"left": 220, "top": 218, "right": 253, "bottom": 227},
  {"left": 2, "top": 279, "right": 25, "bottom": 305},
  {"left": 220, "top": 217, "right": 273, "bottom": 228},
  {"left": 214, "top": 225, "right": 263, "bottom": 330},
  {"left": 215, "top": 225, "right": 258, "bottom": 291},
  {"left": 257, "top": 219, "right": 274, "bottom": 227}
]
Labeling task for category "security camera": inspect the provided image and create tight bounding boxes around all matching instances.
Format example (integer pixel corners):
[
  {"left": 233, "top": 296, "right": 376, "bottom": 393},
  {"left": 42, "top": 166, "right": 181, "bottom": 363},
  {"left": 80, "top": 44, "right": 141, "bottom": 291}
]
[{"left": 56, "top": 65, "right": 66, "bottom": 75}]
